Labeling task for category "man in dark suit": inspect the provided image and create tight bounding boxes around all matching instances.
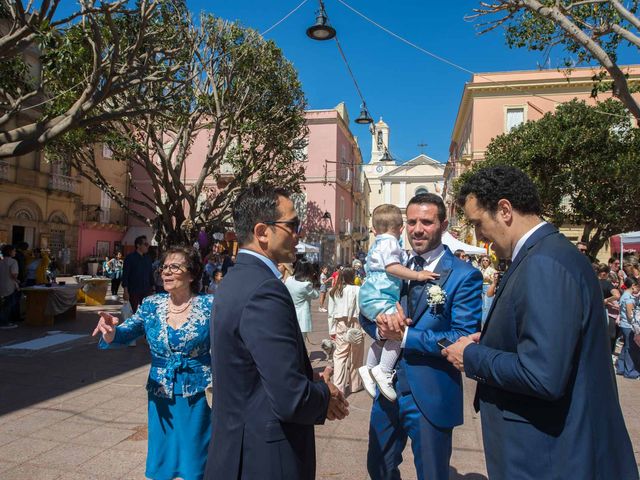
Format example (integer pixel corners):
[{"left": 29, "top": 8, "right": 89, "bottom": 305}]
[
  {"left": 360, "top": 193, "right": 482, "bottom": 480},
  {"left": 205, "top": 183, "right": 348, "bottom": 480},
  {"left": 445, "top": 166, "right": 638, "bottom": 479}
]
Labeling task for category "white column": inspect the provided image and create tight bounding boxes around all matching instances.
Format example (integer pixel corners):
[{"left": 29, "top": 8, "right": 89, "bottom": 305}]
[
  {"left": 384, "top": 182, "right": 391, "bottom": 203},
  {"left": 399, "top": 181, "right": 406, "bottom": 207}
]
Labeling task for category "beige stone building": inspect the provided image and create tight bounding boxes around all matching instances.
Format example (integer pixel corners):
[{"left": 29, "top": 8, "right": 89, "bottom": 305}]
[
  {"left": 0, "top": 141, "right": 128, "bottom": 273},
  {"left": 443, "top": 65, "right": 640, "bottom": 259}
]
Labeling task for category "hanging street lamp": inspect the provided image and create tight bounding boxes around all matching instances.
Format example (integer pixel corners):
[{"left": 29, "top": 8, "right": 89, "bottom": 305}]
[
  {"left": 355, "top": 103, "right": 373, "bottom": 124},
  {"left": 306, "top": 0, "right": 336, "bottom": 41}
]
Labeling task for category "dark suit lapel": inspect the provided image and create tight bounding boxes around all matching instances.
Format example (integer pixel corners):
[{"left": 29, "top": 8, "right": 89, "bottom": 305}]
[
  {"left": 411, "top": 248, "right": 454, "bottom": 323},
  {"left": 481, "top": 223, "right": 557, "bottom": 336}
]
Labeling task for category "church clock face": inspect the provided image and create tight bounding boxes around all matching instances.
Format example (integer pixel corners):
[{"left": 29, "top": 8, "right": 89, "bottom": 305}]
[{"left": 376, "top": 165, "right": 383, "bottom": 173}]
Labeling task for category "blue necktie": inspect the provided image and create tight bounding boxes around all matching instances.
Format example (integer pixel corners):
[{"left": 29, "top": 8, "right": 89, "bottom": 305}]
[{"left": 408, "top": 256, "right": 425, "bottom": 319}]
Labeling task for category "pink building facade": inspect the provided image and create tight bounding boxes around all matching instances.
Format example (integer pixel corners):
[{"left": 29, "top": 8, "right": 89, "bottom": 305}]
[
  {"left": 301, "top": 104, "right": 370, "bottom": 266},
  {"left": 124, "top": 104, "right": 370, "bottom": 266}
]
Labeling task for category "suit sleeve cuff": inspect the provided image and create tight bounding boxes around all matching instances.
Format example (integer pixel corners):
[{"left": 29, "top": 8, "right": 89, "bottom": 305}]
[
  {"left": 463, "top": 343, "right": 487, "bottom": 383},
  {"left": 400, "top": 327, "right": 409, "bottom": 348}
]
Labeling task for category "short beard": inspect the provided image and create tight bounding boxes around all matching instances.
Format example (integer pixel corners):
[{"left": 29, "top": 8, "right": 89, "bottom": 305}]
[{"left": 410, "top": 235, "right": 442, "bottom": 254}]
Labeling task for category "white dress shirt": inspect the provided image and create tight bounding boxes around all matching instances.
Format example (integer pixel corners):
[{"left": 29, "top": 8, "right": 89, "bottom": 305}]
[{"left": 511, "top": 222, "right": 547, "bottom": 260}]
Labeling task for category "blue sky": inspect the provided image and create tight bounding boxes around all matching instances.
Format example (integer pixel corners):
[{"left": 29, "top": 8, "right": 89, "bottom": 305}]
[
  {"left": 58, "top": 1, "right": 637, "bottom": 164},
  {"left": 191, "top": 1, "right": 636, "bottom": 164}
]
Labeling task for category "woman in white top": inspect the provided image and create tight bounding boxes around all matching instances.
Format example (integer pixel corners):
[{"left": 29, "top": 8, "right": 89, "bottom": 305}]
[
  {"left": 285, "top": 260, "right": 319, "bottom": 337},
  {"left": 328, "top": 267, "right": 364, "bottom": 396}
]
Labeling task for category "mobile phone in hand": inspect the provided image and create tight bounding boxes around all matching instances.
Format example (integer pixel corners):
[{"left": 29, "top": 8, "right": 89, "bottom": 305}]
[{"left": 437, "top": 338, "right": 453, "bottom": 350}]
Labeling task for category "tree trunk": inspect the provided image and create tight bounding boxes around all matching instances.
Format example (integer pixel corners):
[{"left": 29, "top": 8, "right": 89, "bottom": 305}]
[{"left": 587, "top": 228, "right": 609, "bottom": 261}]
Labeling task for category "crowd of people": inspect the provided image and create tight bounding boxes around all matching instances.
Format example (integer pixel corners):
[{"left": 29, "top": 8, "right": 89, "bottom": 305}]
[
  {"left": 81, "top": 167, "right": 638, "bottom": 480},
  {"left": 0, "top": 242, "right": 57, "bottom": 329}
]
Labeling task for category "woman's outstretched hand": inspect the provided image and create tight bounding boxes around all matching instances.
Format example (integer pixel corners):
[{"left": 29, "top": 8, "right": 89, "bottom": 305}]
[{"left": 92, "top": 311, "right": 119, "bottom": 343}]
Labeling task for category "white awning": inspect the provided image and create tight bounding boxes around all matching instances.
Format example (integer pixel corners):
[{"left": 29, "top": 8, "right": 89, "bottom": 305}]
[
  {"left": 296, "top": 241, "right": 320, "bottom": 254},
  {"left": 442, "top": 231, "right": 486, "bottom": 255}
]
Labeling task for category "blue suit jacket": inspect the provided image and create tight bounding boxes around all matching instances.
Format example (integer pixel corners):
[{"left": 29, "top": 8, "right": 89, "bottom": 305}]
[
  {"left": 464, "top": 224, "right": 638, "bottom": 479},
  {"left": 205, "top": 253, "right": 330, "bottom": 480},
  {"left": 360, "top": 246, "right": 482, "bottom": 428}
]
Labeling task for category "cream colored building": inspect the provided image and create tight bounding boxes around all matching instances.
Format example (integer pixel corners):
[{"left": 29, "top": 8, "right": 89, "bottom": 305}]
[
  {"left": 443, "top": 65, "right": 640, "bottom": 259},
  {"left": 363, "top": 118, "right": 445, "bottom": 245},
  {"left": 0, "top": 141, "right": 128, "bottom": 273}
]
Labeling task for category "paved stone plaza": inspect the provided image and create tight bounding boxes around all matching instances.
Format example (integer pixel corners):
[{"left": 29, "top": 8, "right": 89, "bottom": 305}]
[{"left": 0, "top": 282, "right": 638, "bottom": 479}]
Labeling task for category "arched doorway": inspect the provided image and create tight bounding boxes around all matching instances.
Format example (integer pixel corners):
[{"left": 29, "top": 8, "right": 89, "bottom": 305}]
[{"left": 7, "top": 199, "right": 42, "bottom": 248}]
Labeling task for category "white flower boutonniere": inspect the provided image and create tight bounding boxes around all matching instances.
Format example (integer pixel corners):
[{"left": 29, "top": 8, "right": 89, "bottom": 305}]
[{"left": 427, "top": 284, "right": 447, "bottom": 307}]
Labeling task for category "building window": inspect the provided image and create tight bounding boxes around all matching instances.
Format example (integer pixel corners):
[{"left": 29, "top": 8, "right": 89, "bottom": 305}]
[
  {"left": 100, "top": 190, "right": 112, "bottom": 223},
  {"left": 506, "top": 107, "right": 525, "bottom": 132}
]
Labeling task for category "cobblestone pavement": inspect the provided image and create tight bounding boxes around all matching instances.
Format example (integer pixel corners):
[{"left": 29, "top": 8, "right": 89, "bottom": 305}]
[{"left": 0, "top": 280, "right": 638, "bottom": 479}]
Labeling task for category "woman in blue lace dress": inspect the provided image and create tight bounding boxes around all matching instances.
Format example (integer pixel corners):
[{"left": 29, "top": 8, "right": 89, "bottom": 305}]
[{"left": 93, "top": 245, "right": 213, "bottom": 480}]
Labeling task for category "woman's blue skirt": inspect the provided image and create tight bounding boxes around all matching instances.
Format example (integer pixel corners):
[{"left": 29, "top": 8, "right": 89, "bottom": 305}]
[{"left": 146, "top": 391, "right": 211, "bottom": 480}]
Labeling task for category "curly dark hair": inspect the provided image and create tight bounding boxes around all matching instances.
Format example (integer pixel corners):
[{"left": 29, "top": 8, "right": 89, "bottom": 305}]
[
  {"left": 232, "top": 183, "right": 290, "bottom": 246},
  {"left": 456, "top": 165, "right": 541, "bottom": 216},
  {"left": 160, "top": 245, "right": 203, "bottom": 294}
]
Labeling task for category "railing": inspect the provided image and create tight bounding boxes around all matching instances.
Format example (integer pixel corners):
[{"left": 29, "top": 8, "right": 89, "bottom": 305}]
[
  {"left": 0, "top": 161, "right": 9, "bottom": 181},
  {"left": 49, "top": 174, "right": 79, "bottom": 194},
  {"left": 82, "top": 206, "right": 126, "bottom": 225},
  {"left": 339, "top": 219, "right": 352, "bottom": 236}
]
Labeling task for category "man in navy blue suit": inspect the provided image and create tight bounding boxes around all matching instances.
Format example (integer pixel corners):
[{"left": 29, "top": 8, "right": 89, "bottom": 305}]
[
  {"left": 445, "top": 166, "right": 638, "bottom": 479},
  {"left": 205, "top": 183, "right": 348, "bottom": 480},
  {"left": 360, "top": 193, "right": 482, "bottom": 480}
]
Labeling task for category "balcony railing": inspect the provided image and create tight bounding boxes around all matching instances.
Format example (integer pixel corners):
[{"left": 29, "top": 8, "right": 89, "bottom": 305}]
[
  {"left": 49, "top": 174, "right": 79, "bottom": 194},
  {"left": 82, "top": 206, "right": 126, "bottom": 225},
  {"left": 0, "top": 161, "right": 9, "bottom": 181},
  {"left": 339, "top": 219, "right": 352, "bottom": 236}
]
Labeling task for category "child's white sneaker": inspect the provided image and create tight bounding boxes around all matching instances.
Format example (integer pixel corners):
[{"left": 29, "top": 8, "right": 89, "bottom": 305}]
[
  {"left": 370, "top": 365, "right": 397, "bottom": 402},
  {"left": 358, "top": 366, "right": 377, "bottom": 398}
]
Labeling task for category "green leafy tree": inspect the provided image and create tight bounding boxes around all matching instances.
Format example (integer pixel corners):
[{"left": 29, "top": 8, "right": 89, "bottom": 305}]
[
  {"left": 469, "top": 0, "right": 640, "bottom": 123},
  {"left": 456, "top": 99, "right": 640, "bottom": 257},
  {"left": 48, "top": 15, "right": 308, "bottom": 247},
  {"left": 0, "top": 0, "right": 187, "bottom": 158}
]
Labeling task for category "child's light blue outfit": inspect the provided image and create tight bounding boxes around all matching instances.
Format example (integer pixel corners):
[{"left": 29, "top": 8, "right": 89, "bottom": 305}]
[
  {"left": 359, "top": 234, "right": 408, "bottom": 321},
  {"left": 359, "top": 234, "right": 408, "bottom": 375}
]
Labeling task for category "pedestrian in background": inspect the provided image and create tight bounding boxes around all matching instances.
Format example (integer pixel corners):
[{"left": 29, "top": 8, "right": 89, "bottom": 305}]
[
  {"left": 598, "top": 263, "right": 621, "bottom": 355},
  {"left": 328, "top": 267, "right": 364, "bottom": 396},
  {"left": 617, "top": 278, "right": 640, "bottom": 379},
  {"left": 285, "top": 259, "right": 319, "bottom": 341},
  {"left": 0, "top": 244, "right": 19, "bottom": 330},
  {"left": 106, "top": 252, "right": 124, "bottom": 298},
  {"left": 93, "top": 245, "right": 212, "bottom": 480},
  {"left": 14, "top": 242, "right": 28, "bottom": 286},
  {"left": 318, "top": 265, "right": 331, "bottom": 312},
  {"left": 206, "top": 270, "right": 223, "bottom": 296},
  {"left": 24, "top": 248, "right": 49, "bottom": 286},
  {"left": 478, "top": 255, "right": 497, "bottom": 323},
  {"left": 122, "top": 235, "right": 154, "bottom": 313}
]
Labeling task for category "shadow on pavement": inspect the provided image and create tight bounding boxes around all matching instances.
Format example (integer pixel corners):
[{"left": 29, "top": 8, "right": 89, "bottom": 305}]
[{"left": 0, "top": 305, "right": 151, "bottom": 417}]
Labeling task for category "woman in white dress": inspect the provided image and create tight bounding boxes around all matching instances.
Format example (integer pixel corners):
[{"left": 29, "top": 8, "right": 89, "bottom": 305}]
[
  {"left": 328, "top": 267, "right": 364, "bottom": 396},
  {"left": 285, "top": 260, "right": 319, "bottom": 338}
]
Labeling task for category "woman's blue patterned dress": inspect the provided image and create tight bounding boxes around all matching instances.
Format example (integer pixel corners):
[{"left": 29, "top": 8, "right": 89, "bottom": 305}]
[{"left": 100, "top": 293, "right": 213, "bottom": 480}]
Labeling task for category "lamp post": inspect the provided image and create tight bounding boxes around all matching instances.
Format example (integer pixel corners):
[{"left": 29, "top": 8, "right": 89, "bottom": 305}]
[{"left": 306, "top": 0, "right": 336, "bottom": 41}]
